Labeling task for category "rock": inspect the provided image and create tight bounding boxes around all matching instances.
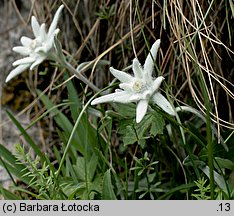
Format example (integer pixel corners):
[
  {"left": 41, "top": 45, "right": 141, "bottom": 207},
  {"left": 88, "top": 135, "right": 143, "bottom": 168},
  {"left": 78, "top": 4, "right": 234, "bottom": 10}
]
[{"left": 0, "top": 0, "right": 39, "bottom": 190}]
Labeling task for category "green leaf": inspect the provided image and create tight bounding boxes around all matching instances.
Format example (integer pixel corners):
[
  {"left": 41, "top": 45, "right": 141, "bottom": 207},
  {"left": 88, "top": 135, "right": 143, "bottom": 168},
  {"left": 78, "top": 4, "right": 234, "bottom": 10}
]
[
  {"left": 87, "top": 155, "right": 98, "bottom": 181},
  {"left": 36, "top": 89, "right": 86, "bottom": 155},
  {"left": 119, "top": 124, "right": 137, "bottom": 145},
  {"left": 56, "top": 128, "right": 78, "bottom": 164},
  {"left": 73, "top": 155, "right": 98, "bottom": 182},
  {"left": 118, "top": 111, "right": 165, "bottom": 146},
  {"left": 0, "top": 185, "right": 20, "bottom": 200},
  {"left": 65, "top": 75, "right": 108, "bottom": 157},
  {"left": 102, "top": 169, "right": 116, "bottom": 200},
  {"left": 65, "top": 73, "right": 82, "bottom": 122},
  {"left": 65, "top": 157, "right": 79, "bottom": 183},
  {"left": 183, "top": 155, "right": 206, "bottom": 167},
  {"left": 113, "top": 103, "right": 136, "bottom": 119},
  {"left": 201, "top": 165, "right": 229, "bottom": 194},
  {"left": 136, "top": 111, "right": 165, "bottom": 138},
  {"left": 0, "top": 154, "right": 31, "bottom": 185},
  {"left": 0, "top": 144, "right": 23, "bottom": 167},
  {"left": 52, "top": 145, "right": 62, "bottom": 164},
  {"left": 215, "top": 157, "right": 234, "bottom": 170},
  {"left": 74, "top": 157, "right": 86, "bottom": 181},
  {"left": 5, "top": 110, "right": 46, "bottom": 164},
  {"left": 157, "top": 183, "right": 196, "bottom": 200}
]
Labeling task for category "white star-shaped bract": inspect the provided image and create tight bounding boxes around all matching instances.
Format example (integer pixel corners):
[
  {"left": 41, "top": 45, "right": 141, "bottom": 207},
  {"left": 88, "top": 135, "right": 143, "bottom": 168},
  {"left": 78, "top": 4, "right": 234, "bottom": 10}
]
[
  {"left": 91, "top": 39, "right": 175, "bottom": 123},
  {"left": 5, "top": 5, "right": 64, "bottom": 83}
]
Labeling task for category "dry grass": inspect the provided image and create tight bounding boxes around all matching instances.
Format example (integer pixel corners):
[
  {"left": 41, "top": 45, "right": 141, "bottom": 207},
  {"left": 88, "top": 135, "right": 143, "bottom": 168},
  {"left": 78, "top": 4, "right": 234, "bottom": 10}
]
[{"left": 163, "top": 0, "right": 234, "bottom": 143}]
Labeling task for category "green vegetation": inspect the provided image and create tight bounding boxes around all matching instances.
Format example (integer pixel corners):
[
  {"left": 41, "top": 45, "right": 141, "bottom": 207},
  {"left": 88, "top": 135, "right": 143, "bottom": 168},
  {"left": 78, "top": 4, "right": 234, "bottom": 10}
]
[{"left": 0, "top": 0, "right": 233, "bottom": 200}]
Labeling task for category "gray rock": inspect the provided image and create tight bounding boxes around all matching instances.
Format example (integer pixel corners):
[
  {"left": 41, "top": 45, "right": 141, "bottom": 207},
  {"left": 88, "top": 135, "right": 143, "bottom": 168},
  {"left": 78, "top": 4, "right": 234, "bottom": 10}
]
[{"left": 0, "top": 0, "right": 39, "bottom": 190}]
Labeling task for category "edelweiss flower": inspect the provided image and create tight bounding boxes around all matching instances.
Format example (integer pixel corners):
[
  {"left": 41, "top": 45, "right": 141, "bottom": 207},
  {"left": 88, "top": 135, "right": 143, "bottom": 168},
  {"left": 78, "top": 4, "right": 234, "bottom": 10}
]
[
  {"left": 5, "top": 5, "right": 64, "bottom": 83},
  {"left": 91, "top": 39, "right": 175, "bottom": 123}
]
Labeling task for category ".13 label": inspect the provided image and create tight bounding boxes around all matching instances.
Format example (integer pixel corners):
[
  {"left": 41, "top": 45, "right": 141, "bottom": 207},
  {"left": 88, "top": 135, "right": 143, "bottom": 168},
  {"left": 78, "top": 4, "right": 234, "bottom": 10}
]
[{"left": 217, "top": 203, "right": 231, "bottom": 212}]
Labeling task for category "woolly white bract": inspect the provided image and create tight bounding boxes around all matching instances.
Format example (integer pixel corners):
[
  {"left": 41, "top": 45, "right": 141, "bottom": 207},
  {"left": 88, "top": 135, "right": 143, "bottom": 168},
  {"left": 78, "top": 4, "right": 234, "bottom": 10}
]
[
  {"left": 91, "top": 39, "right": 175, "bottom": 123},
  {"left": 5, "top": 5, "right": 64, "bottom": 83}
]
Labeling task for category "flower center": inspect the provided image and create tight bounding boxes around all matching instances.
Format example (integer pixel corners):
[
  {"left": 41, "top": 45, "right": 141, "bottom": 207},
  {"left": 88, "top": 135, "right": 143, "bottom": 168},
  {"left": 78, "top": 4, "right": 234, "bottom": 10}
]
[
  {"left": 29, "top": 39, "right": 37, "bottom": 50},
  {"left": 132, "top": 80, "right": 144, "bottom": 92}
]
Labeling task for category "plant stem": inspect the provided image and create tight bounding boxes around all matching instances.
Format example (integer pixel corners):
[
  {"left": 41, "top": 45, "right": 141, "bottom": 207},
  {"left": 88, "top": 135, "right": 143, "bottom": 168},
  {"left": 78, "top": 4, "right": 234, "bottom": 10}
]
[
  {"left": 55, "top": 94, "right": 92, "bottom": 179},
  {"left": 198, "top": 74, "right": 214, "bottom": 199},
  {"left": 50, "top": 51, "right": 100, "bottom": 92},
  {"left": 64, "top": 61, "right": 100, "bottom": 92},
  {"left": 55, "top": 85, "right": 111, "bottom": 180},
  {"left": 207, "top": 105, "right": 214, "bottom": 200}
]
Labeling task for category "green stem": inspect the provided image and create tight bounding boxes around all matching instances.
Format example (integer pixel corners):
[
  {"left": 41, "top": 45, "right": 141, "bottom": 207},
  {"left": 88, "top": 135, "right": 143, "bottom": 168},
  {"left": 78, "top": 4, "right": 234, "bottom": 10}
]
[
  {"left": 55, "top": 85, "right": 113, "bottom": 180},
  {"left": 124, "top": 157, "right": 128, "bottom": 199},
  {"left": 56, "top": 97, "right": 93, "bottom": 179},
  {"left": 84, "top": 117, "right": 89, "bottom": 198},
  {"left": 199, "top": 76, "right": 214, "bottom": 199},
  {"left": 207, "top": 105, "right": 214, "bottom": 199}
]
